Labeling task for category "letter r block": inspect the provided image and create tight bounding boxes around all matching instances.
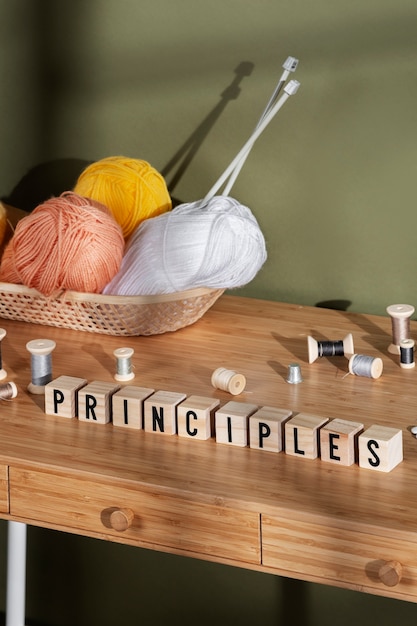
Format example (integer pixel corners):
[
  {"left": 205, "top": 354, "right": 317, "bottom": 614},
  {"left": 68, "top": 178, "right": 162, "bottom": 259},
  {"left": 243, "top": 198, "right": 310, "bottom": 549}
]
[
  {"left": 285, "top": 413, "right": 329, "bottom": 459},
  {"left": 177, "top": 395, "right": 220, "bottom": 440},
  {"left": 249, "top": 406, "right": 292, "bottom": 452},
  {"left": 359, "top": 425, "right": 403, "bottom": 472},
  {"left": 320, "top": 418, "right": 364, "bottom": 466},
  {"left": 78, "top": 381, "right": 120, "bottom": 424},
  {"left": 45, "top": 376, "right": 88, "bottom": 418}
]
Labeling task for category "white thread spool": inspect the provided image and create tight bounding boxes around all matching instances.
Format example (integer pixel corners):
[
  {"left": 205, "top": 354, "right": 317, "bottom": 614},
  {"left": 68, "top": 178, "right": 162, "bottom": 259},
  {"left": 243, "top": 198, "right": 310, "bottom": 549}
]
[
  {"left": 0, "top": 381, "right": 17, "bottom": 399},
  {"left": 211, "top": 367, "right": 246, "bottom": 395},
  {"left": 348, "top": 354, "right": 383, "bottom": 379},
  {"left": 386, "top": 304, "right": 415, "bottom": 355},
  {"left": 113, "top": 347, "right": 135, "bottom": 382},
  {"left": 307, "top": 333, "right": 354, "bottom": 364},
  {"left": 26, "top": 339, "right": 56, "bottom": 394},
  {"left": 399, "top": 338, "right": 415, "bottom": 369},
  {"left": 0, "top": 328, "right": 7, "bottom": 380}
]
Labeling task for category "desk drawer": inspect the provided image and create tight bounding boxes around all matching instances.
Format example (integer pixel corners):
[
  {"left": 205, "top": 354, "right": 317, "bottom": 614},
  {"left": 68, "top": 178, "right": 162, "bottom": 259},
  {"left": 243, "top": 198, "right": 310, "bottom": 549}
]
[
  {"left": 10, "top": 468, "right": 260, "bottom": 565},
  {"left": 262, "top": 515, "right": 417, "bottom": 598},
  {"left": 0, "top": 465, "right": 9, "bottom": 513}
]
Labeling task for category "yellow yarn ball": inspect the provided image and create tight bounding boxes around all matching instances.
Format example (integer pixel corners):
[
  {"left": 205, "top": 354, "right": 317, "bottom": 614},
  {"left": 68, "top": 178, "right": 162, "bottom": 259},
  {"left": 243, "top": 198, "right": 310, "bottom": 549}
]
[{"left": 73, "top": 156, "right": 172, "bottom": 239}]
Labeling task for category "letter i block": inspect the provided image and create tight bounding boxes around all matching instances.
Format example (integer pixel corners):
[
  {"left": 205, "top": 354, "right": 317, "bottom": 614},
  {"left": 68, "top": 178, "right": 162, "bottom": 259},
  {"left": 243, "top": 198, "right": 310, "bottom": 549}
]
[
  {"left": 359, "top": 425, "right": 403, "bottom": 472},
  {"left": 143, "top": 390, "right": 187, "bottom": 435},
  {"left": 177, "top": 395, "right": 220, "bottom": 440},
  {"left": 285, "top": 413, "right": 329, "bottom": 459},
  {"left": 45, "top": 376, "right": 88, "bottom": 418},
  {"left": 215, "top": 401, "right": 258, "bottom": 447},
  {"left": 320, "top": 419, "right": 364, "bottom": 466},
  {"left": 78, "top": 381, "right": 121, "bottom": 424},
  {"left": 112, "top": 386, "right": 155, "bottom": 429},
  {"left": 249, "top": 406, "right": 293, "bottom": 452}
]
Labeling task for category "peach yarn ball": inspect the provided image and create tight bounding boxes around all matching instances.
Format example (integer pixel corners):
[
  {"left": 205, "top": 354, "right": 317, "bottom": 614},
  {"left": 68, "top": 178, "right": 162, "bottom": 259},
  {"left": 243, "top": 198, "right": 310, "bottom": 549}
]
[
  {"left": 73, "top": 156, "right": 172, "bottom": 238},
  {"left": 0, "top": 192, "right": 125, "bottom": 296}
]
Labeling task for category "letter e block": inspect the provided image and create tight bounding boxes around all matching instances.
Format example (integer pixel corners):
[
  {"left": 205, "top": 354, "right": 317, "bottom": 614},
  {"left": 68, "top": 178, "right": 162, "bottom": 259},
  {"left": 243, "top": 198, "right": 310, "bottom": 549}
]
[
  {"left": 285, "top": 413, "right": 329, "bottom": 459},
  {"left": 112, "top": 386, "right": 155, "bottom": 429},
  {"left": 249, "top": 406, "right": 292, "bottom": 452},
  {"left": 215, "top": 401, "right": 258, "bottom": 447},
  {"left": 78, "top": 381, "right": 120, "bottom": 424},
  {"left": 320, "top": 419, "right": 364, "bottom": 466},
  {"left": 143, "top": 390, "right": 187, "bottom": 435},
  {"left": 45, "top": 376, "right": 88, "bottom": 418},
  {"left": 359, "top": 425, "right": 403, "bottom": 472},
  {"left": 177, "top": 395, "right": 220, "bottom": 440}
]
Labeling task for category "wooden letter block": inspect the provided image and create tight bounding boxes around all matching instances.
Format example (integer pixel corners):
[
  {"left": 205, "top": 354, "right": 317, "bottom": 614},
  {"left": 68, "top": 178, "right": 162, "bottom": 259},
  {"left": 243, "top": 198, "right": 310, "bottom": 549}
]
[
  {"left": 177, "top": 395, "right": 220, "bottom": 440},
  {"left": 215, "top": 401, "right": 258, "bottom": 447},
  {"left": 143, "top": 390, "right": 187, "bottom": 435},
  {"left": 112, "top": 386, "right": 155, "bottom": 429},
  {"left": 285, "top": 413, "right": 329, "bottom": 459},
  {"left": 45, "top": 376, "right": 88, "bottom": 418},
  {"left": 320, "top": 418, "right": 364, "bottom": 466},
  {"left": 78, "top": 381, "right": 120, "bottom": 424},
  {"left": 359, "top": 425, "right": 403, "bottom": 472},
  {"left": 249, "top": 406, "right": 292, "bottom": 452}
]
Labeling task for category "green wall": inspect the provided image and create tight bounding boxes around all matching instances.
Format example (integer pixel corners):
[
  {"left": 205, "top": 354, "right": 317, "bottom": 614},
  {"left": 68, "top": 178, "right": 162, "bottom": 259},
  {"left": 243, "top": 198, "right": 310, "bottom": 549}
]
[{"left": 1, "top": 1, "right": 417, "bottom": 624}]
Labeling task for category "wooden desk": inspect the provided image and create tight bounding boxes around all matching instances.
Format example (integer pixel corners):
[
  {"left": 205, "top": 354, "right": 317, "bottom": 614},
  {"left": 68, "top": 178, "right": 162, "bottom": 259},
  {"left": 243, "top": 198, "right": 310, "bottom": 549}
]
[{"left": 1, "top": 296, "right": 417, "bottom": 603}]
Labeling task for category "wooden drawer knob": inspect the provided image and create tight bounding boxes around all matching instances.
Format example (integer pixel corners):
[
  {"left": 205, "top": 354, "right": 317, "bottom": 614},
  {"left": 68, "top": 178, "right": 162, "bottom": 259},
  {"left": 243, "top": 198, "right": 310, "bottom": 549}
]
[
  {"left": 378, "top": 560, "right": 403, "bottom": 587},
  {"left": 109, "top": 508, "right": 134, "bottom": 531}
]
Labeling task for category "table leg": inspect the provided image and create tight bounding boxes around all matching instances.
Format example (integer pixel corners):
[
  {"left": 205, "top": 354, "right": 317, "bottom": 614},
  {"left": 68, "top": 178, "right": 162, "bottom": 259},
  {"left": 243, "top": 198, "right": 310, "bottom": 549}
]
[{"left": 6, "top": 521, "right": 27, "bottom": 626}]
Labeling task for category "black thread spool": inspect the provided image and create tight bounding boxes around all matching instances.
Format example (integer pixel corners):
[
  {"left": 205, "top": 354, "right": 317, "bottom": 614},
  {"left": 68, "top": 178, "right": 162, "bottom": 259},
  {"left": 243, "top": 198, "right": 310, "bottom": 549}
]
[
  {"left": 307, "top": 333, "right": 354, "bottom": 364},
  {"left": 400, "top": 339, "right": 415, "bottom": 369}
]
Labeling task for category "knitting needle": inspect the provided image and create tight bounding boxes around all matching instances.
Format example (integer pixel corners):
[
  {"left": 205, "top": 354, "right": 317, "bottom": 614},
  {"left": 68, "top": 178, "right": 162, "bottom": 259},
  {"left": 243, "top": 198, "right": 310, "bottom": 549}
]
[{"left": 204, "top": 78, "right": 300, "bottom": 201}]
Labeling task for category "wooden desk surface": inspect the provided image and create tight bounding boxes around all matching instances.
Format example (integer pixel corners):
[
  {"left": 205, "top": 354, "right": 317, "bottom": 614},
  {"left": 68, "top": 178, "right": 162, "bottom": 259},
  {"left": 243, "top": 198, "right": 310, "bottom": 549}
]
[{"left": 1, "top": 295, "right": 417, "bottom": 601}]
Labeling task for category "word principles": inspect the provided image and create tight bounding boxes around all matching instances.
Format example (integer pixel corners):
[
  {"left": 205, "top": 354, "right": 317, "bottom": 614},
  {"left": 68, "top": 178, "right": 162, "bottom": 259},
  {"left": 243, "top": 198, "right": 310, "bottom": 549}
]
[{"left": 45, "top": 376, "right": 403, "bottom": 473}]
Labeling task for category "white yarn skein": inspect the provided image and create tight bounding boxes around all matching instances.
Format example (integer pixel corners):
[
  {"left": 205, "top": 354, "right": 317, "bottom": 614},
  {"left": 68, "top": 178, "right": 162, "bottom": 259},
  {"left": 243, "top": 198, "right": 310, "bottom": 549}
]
[{"left": 103, "top": 196, "right": 267, "bottom": 296}]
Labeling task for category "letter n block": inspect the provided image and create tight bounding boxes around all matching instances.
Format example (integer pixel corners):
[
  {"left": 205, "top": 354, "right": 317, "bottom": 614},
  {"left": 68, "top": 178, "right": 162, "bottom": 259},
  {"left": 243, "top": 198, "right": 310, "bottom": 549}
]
[
  {"left": 78, "top": 381, "right": 120, "bottom": 424},
  {"left": 359, "top": 425, "right": 403, "bottom": 472},
  {"left": 143, "top": 390, "right": 187, "bottom": 435},
  {"left": 45, "top": 376, "right": 87, "bottom": 418},
  {"left": 215, "top": 401, "right": 258, "bottom": 447},
  {"left": 112, "top": 386, "right": 155, "bottom": 429},
  {"left": 320, "top": 419, "right": 364, "bottom": 466},
  {"left": 249, "top": 406, "right": 292, "bottom": 452},
  {"left": 285, "top": 413, "right": 329, "bottom": 459},
  {"left": 177, "top": 395, "right": 220, "bottom": 440}
]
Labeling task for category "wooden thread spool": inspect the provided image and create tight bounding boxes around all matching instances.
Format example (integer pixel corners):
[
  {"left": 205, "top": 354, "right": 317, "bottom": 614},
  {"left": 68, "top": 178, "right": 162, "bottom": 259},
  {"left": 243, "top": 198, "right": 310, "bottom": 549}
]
[
  {"left": 26, "top": 339, "right": 56, "bottom": 394},
  {"left": 0, "top": 381, "right": 17, "bottom": 400},
  {"left": 386, "top": 304, "right": 415, "bottom": 355},
  {"left": 211, "top": 367, "right": 246, "bottom": 395},
  {"left": 399, "top": 338, "right": 415, "bottom": 369},
  {"left": 0, "top": 328, "right": 7, "bottom": 380},
  {"left": 307, "top": 333, "right": 354, "bottom": 364},
  {"left": 113, "top": 347, "right": 135, "bottom": 382},
  {"left": 348, "top": 354, "right": 383, "bottom": 380}
]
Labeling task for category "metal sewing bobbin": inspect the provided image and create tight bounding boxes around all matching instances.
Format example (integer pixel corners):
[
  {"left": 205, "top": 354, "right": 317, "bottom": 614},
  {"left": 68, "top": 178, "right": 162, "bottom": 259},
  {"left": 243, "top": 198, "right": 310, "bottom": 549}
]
[
  {"left": 386, "top": 304, "right": 415, "bottom": 355},
  {"left": 211, "top": 367, "right": 246, "bottom": 395},
  {"left": 113, "top": 347, "right": 135, "bottom": 382},
  {"left": 399, "top": 338, "right": 415, "bottom": 369},
  {"left": 348, "top": 354, "right": 383, "bottom": 380},
  {"left": 0, "top": 328, "right": 7, "bottom": 380},
  {"left": 0, "top": 381, "right": 18, "bottom": 400},
  {"left": 307, "top": 333, "right": 354, "bottom": 364},
  {"left": 26, "top": 339, "right": 56, "bottom": 394}
]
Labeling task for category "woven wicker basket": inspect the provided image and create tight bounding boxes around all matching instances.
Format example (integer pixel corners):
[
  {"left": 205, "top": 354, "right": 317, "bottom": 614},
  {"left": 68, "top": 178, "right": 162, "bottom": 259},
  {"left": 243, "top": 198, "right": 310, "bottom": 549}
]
[
  {"left": 0, "top": 281, "right": 224, "bottom": 336},
  {"left": 0, "top": 203, "right": 224, "bottom": 336}
]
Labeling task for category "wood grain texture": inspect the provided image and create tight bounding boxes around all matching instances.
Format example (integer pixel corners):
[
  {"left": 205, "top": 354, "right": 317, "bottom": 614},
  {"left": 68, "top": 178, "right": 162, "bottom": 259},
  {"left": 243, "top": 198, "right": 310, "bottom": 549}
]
[{"left": 1, "top": 296, "right": 417, "bottom": 600}]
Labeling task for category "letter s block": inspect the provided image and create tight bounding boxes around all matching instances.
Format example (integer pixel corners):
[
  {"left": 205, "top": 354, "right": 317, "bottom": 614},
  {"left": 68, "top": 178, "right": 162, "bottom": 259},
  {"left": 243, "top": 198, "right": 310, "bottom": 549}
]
[{"left": 359, "top": 425, "right": 403, "bottom": 472}]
